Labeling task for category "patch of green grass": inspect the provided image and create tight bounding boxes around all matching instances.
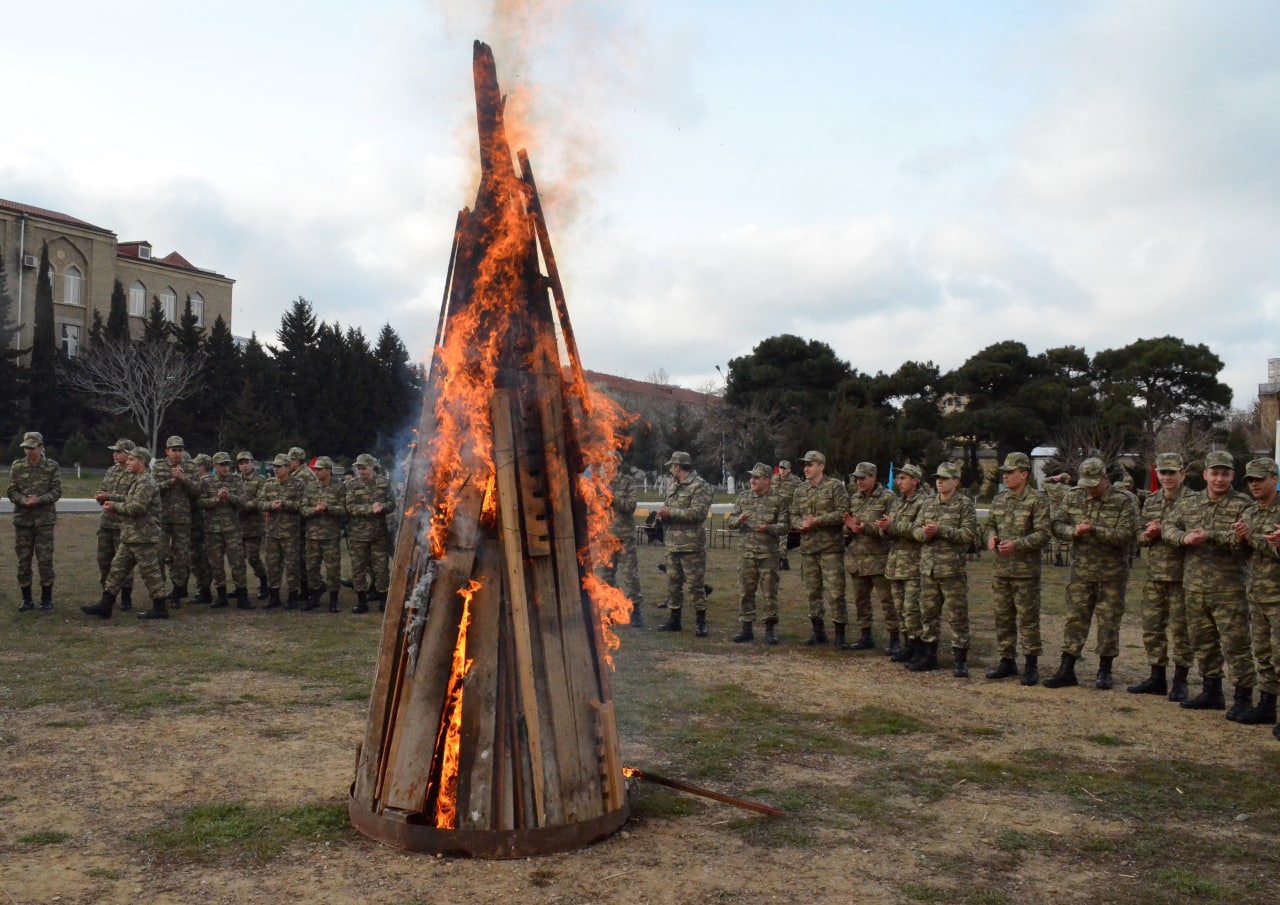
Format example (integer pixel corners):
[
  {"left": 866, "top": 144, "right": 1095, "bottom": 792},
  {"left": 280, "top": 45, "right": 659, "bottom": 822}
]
[
  {"left": 899, "top": 882, "right": 951, "bottom": 903},
  {"left": 959, "top": 726, "right": 1003, "bottom": 738},
  {"left": 43, "top": 718, "right": 90, "bottom": 729},
  {"left": 1150, "top": 869, "right": 1228, "bottom": 899},
  {"left": 841, "top": 704, "right": 929, "bottom": 736},
  {"left": 117, "top": 689, "right": 199, "bottom": 713},
  {"left": 131, "top": 801, "right": 352, "bottom": 862},
  {"left": 1086, "top": 733, "right": 1131, "bottom": 747},
  {"left": 19, "top": 829, "right": 71, "bottom": 845},
  {"left": 629, "top": 789, "right": 697, "bottom": 818},
  {"left": 994, "top": 829, "right": 1054, "bottom": 853},
  {"left": 725, "top": 816, "right": 814, "bottom": 848},
  {"left": 85, "top": 867, "right": 120, "bottom": 880}
]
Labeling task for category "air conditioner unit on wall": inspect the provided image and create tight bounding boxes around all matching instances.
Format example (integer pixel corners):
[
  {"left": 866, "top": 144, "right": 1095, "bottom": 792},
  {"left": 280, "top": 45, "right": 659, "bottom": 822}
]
[{"left": 21, "top": 254, "right": 37, "bottom": 268}]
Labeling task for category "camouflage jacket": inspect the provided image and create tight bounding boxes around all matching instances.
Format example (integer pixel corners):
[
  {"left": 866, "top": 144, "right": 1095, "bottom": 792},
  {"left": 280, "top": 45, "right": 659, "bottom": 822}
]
[
  {"left": 911, "top": 492, "right": 977, "bottom": 579},
  {"left": 151, "top": 457, "right": 200, "bottom": 525},
  {"left": 117, "top": 471, "right": 161, "bottom": 546},
  {"left": 663, "top": 471, "right": 713, "bottom": 553},
  {"left": 1136, "top": 485, "right": 1187, "bottom": 582},
  {"left": 302, "top": 479, "right": 348, "bottom": 539},
  {"left": 610, "top": 472, "right": 638, "bottom": 539},
  {"left": 198, "top": 472, "right": 245, "bottom": 535},
  {"left": 1242, "top": 498, "right": 1280, "bottom": 604},
  {"left": 730, "top": 488, "right": 789, "bottom": 558},
  {"left": 1163, "top": 489, "right": 1251, "bottom": 593},
  {"left": 1051, "top": 486, "right": 1138, "bottom": 582},
  {"left": 7, "top": 456, "right": 62, "bottom": 528},
  {"left": 345, "top": 474, "right": 396, "bottom": 542},
  {"left": 97, "top": 463, "right": 134, "bottom": 530},
  {"left": 844, "top": 483, "right": 895, "bottom": 576},
  {"left": 770, "top": 473, "right": 802, "bottom": 507},
  {"left": 258, "top": 475, "right": 305, "bottom": 539},
  {"left": 882, "top": 491, "right": 928, "bottom": 580},
  {"left": 790, "top": 477, "right": 849, "bottom": 555},
  {"left": 239, "top": 471, "right": 267, "bottom": 538},
  {"left": 983, "top": 487, "right": 1051, "bottom": 579}
]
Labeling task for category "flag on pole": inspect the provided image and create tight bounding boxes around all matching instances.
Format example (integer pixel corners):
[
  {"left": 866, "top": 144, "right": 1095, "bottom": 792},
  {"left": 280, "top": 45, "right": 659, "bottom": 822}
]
[{"left": 887, "top": 461, "right": 895, "bottom": 489}]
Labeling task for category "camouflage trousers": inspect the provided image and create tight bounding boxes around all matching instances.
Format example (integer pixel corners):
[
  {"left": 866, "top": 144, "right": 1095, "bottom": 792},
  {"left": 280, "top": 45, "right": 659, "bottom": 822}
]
[
  {"left": 665, "top": 549, "right": 707, "bottom": 613},
  {"left": 801, "top": 550, "right": 846, "bottom": 624},
  {"left": 601, "top": 530, "right": 644, "bottom": 605},
  {"left": 920, "top": 574, "right": 969, "bottom": 648},
  {"left": 306, "top": 534, "right": 343, "bottom": 592},
  {"left": 349, "top": 537, "right": 391, "bottom": 594},
  {"left": 190, "top": 523, "right": 211, "bottom": 588},
  {"left": 890, "top": 577, "right": 922, "bottom": 639},
  {"left": 158, "top": 521, "right": 192, "bottom": 588},
  {"left": 737, "top": 552, "right": 780, "bottom": 624},
  {"left": 992, "top": 576, "right": 1042, "bottom": 658},
  {"left": 106, "top": 541, "right": 165, "bottom": 600},
  {"left": 1139, "top": 579, "right": 1190, "bottom": 667},
  {"left": 13, "top": 525, "right": 55, "bottom": 588},
  {"left": 850, "top": 572, "right": 895, "bottom": 632},
  {"left": 1061, "top": 578, "right": 1126, "bottom": 659},
  {"left": 264, "top": 532, "right": 302, "bottom": 594},
  {"left": 1186, "top": 588, "right": 1254, "bottom": 687},
  {"left": 206, "top": 529, "right": 247, "bottom": 590},
  {"left": 1250, "top": 600, "right": 1280, "bottom": 695},
  {"left": 243, "top": 535, "right": 269, "bottom": 584},
  {"left": 97, "top": 524, "right": 131, "bottom": 589}
]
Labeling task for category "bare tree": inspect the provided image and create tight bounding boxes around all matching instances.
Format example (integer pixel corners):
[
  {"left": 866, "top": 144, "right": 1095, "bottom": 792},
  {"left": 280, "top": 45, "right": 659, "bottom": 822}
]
[
  {"left": 61, "top": 340, "right": 206, "bottom": 455},
  {"left": 1045, "top": 419, "right": 1131, "bottom": 476}
]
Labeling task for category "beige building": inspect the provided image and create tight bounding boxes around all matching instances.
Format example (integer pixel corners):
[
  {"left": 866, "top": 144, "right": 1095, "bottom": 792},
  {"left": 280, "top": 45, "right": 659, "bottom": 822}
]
[{"left": 0, "top": 198, "right": 233, "bottom": 359}]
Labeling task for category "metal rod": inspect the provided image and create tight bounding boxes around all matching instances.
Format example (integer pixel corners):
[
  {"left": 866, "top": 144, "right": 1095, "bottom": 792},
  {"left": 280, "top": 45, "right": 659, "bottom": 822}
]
[{"left": 625, "top": 767, "right": 785, "bottom": 818}]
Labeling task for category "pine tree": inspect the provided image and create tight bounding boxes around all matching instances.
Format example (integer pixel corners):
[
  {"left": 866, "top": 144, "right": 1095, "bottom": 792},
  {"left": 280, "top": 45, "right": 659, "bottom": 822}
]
[
  {"left": 143, "top": 296, "right": 170, "bottom": 344},
  {"left": 106, "top": 279, "right": 130, "bottom": 342},
  {"left": 175, "top": 294, "right": 204, "bottom": 356},
  {"left": 197, "top": 314, "right": 241, "bottom": 448}
]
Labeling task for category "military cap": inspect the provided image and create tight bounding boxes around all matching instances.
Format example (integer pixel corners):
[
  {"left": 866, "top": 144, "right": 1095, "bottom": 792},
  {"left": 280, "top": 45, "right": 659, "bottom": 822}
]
[
  {"left": 20, "top": 431, "right": 43, "bottom": 448},
  {"left": 193, "top": 453, "right": 212, "bottom": 467},
  {"left": 108, "top": 438, "right": 135, "bottom": 452},
  {"left": 665, "top": 451, "right": 692, "bottom": 467},
  {"left": 1204, "top": 450, "right": 1234, "bottom": 470},
  {"left": 354, "top": 453, "right": 378, "bottom": 467},
  {"left": 778, "top": 459, "right": 792, "bottom": 470},
  {"left": 313, "top": 455, "right": 334, "bottom": 470},
  {"left": 1154, "top": 452, "right": 1185, "bottom": 472},
  {"left": 749, "top": 462, "right": 771, "bottom": 478},
  {"left": 211, "top": 452, "right": 232, "bottom": 465},
  {"left": 236, "top": 451, "right": 255, "bottom": 462},
  {"left": 1077, "top": 457, "right": 1106, "bottom": 487},
  {"left": 288, "top": 446, "right": 307, "bottom": 462},
  {"left": 933, "top": 462, "right": 962, "bottom": 480},
  {"left": 129, "top": 447, "right": 151, "bottom": 462},
  {"left": 165, "top": 435, "right": 185, "bottom": 449},
  {"left": 1245, "top": 457, "right": 1278, "bottom": 479},
  {"left": 899, "top": 463, "right": 923, "bottom": 480},
  {"left": 999, "top": 452, "right": 1031, "bottom": 472},
  {"left": 272, "top": 453, "right": 290, "bottom": 467},
  {"left": 852, "top": 461, "right": 877, "bottom": 478},
  {"left": 802, "top": 450, "right": 826, "bottom": 464}
]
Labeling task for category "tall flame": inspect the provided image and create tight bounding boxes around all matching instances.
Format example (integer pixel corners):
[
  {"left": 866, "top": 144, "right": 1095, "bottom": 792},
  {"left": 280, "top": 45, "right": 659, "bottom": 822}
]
[{"left": 433, "top": 578, "right": 480, "bottom": 829}]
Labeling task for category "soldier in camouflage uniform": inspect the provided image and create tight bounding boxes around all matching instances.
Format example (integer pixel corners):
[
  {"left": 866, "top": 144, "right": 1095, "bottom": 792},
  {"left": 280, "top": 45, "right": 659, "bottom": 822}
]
[
  {"left": 237, "top": 452, "right": 271, "bottom": 598},
  {"left": 302, "top": 456, "right": 348, "bottom": 612},
  {"left": 94, "top": 438, "right": 136, "bottom": 610},
  {"left": 8, "top": 431, "right": 62, "bottom": 611},
  {"left": 730, "top": 463, "right": 789, "bottom": 644},
  {"left": 1235, "top": 457, "right": 1280, "bottom": 731},
  {"left": 657, "top": 451, "right": 714, "bottom": 636},
  {"left": 188, "top": 453, "right": 214, "bottom": 603},
  {"left": 983, "top": 452, "right": 1051, "bottom": 685},
  {"left": 878, "top": 464, "right": 928, "bottom": 665},
  {"left": 772, "top": 460, "right": 802, "bottom": 568},
  {"left": 1128, "top": 452, "right": 1191, "bottom": 699},
  {"left": 199, "top": 452, "right": 251, "bottom": 609},
  {"left": 258, "top": 453, "right": 305, "bottom": 608},
  {"left": 791, "top": 450, "right": 849, "bottom": 647},
  {"left": 152, "top": 436, "right": 200, "bottom": 605},
  {"left": 909, "top": 462, "right": 978, "bottom": 675},
  {"left": 347, "top": 453, "right": 397, "bottom": 614},
  {"left": 82, "top": 447, "right": 170, "bottom": 620},
  {"left": 289, "top": 447, "right": 317, "bottom": 599},
  {"left": 1043, "top": 470, "right": 1072, "bottom": 566},
  {"left": 1162, "top": 450, "right": 1254, "bottom": 717},
  {"left": 1044, "top": 458, "right": 1140, "bottom": 690},
  {"left": 601, "top": 456, "right": 644, "bottom": 626},
  {"left": 843, "top": 461, "right": 896, "bottom": 652}
]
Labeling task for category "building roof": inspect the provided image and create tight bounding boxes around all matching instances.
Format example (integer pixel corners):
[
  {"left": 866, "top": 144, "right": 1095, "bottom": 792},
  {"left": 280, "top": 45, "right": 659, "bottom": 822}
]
[
  {"left": 0, "top": 197, "right": 113, "bottom": 235},
  {"left": 584, "top": 369, "right": 719, "bottom": 407}
]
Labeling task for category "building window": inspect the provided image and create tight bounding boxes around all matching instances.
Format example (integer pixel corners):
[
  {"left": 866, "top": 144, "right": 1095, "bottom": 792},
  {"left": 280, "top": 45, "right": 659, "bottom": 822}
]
[
  {"left": 160, "top": 288, "right": 176, "bottom": 322},
  {"left": 60, "top": 323, "right": 80, "bottom": 358},
  {"left": 129, "top": 281, "right": 146, "bottom": 316},
  {"left": 191, "top": 292, "right": 204, "bottom": 327},
  {"left": 63, "top": 265, "right": 84, "bottom": 306}
]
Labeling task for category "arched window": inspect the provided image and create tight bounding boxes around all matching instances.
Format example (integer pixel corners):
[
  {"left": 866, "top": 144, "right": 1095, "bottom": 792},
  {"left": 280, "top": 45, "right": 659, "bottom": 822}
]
[
  {"left": 63, "top": 265, "right": 83, "bottom": 306},
  {"left": 190, "top": 292, "right": 205, "bottom": 327},
  {"left": 129, "top": 281, "right": 147, "bottom": 316},
  {"left": 160, "top": 287, "right": 176, "bottom": 322}
]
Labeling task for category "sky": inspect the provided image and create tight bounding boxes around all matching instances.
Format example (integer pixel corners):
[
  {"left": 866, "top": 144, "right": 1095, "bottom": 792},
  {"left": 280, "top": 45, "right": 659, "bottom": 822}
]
[{"left": 5, "top": 0, "right": 1279, "bottom": 408}]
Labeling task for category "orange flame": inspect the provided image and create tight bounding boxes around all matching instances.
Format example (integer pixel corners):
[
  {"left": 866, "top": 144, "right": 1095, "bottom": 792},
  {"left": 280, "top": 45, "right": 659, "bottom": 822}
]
[{"left": 434, "top": 578, "right": 480, "bottom": 829}]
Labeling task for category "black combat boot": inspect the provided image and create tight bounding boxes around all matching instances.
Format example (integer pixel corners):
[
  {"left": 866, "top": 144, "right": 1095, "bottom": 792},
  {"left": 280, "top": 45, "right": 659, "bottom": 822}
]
[
  {"left": 167, "top": 582, "right": 188, "bottom": 608},
  {"left": 657, "top": 607, "right": 682, "bottom": 632},
  {"left": 81, "top": 591, "right": 116, "bottom": 619},
  {"left": 885, "top": 631, "right": 902, "bottom": 659},
  {"left": 285, "top": 591, "right": 300, "bottom": 610},
  {"left": 211, "top": 586, "right": 230, "bottom": 609},
  {"left": 907, "top": 640, "right": 939, "bottom": 672},
  {"left": 138, "top": 597, "right": 170, "bottom": 620},
  {"left": 732, "top": 621, "right": 754, "bottom": 643},
  {"left": 120, "top": 586, "right": 133, "bottom": 611},
  {"left": 1095, "top": 656, "right": 1115, "bottom": 690},
  {"left": 834, "top": 623, "right": 852, "bottom": 650},
  {"left": 695, "top": 610, "right": 708, "bottom": 637},
  {"left": 18, "top": 586, "right": 34, "bottom": 612},
  {"left": 1226, "top": 685, "right": 1254, "bottom": 721},
  {"left": 376, "top": 591, "right": 387, "bottom": 613},
  {"left": 235, "top": 586, "right": 254, "bottom": 610},
  {"left": 953, "top": 647, "right": 969, "bottom": 678},
  {"left": 1127, "top": 665, "right": 1167, "bottom": 695},
  {"left": 1021, "top": 654, "right": 1040, "bottom": 686},
  {"left": 1238, "top": 691, "right": 1277, "bottom": 726},
  {"left": 328, "top": 591, "right": 341, "bottom": 613},
  {"left": 265, "top": 588, "right": 282, "bottom": 610},
  {"left": 629, "top": 602, "right": 645, "bottom": 627},
  {"left": 1181, "top": 676, "right": 1225, "bottom": 710},
  {"left": 352, "top": 591, "right": 370, "bottom": 615},
  {"left": 986, "top": 658, "right": 1019, "bottom": 680},
  {"left": 892, "top": 638, "right": 918, "bottom": 664},
  {"left": 849, "top": 627, "right": 875, "bottom": 651},
  {"left": 195, "top": 585, "right": 213, "bottom": 604},
  {"left": 257, "top": 580, "right": 269, "bottom": 601},
  {"left": 803, "top": 618, "right": 828, "bottom": 646},
  {"left": 302, "top": 590, "right": 322, "bottom": 612},
  {"left": 1168, "top": 665, "right": 1190, "bottom": 702},
  {"left": 1043, "top": 653, "right": 1079, "bottom": 688},
  {"left": 764, "top": 618, "right": 779, "bottom": 645},
  {"left": 39, "top": 584, "right": 54, "bottom": 611}
]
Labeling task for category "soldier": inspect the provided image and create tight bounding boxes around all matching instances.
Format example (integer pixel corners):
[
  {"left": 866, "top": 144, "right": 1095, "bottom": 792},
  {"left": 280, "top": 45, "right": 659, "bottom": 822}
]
[
  {"left": 771, "top": 459, "right": 802, "bottom": 569},
  {"left": 199, "top": 452, "right": 251, "bottom": 609},
  {"left": 237, "top": 452, "right": 270, "bottom": 598},
  {"left": 347, "top": 453, "right": 396, "bottom": 614},
  {"left": 289, "top": 447, "right": 317, "bottom": 599},
  {"left": 258, "top": 453, "right": 305, "bottom": 609},
  {"left": 302, "top": 455, "right": 348, "bottom": 613},
  {"left": 791, "top": 450, "right": 849, "bottom": 647},
  {"left": 909, "top": 462, "right": 978, "bottom": 675},
  {"left": 95, "top": 438, "right": 137, "bottom": 611},
  {"left": 656, "top": 451, "right": 714, "bottom": 636},
  {"left": 600, "top": 454, "right": 644, "bottom": 626},
  {"left": 82, "top": 447, "right": 169, "bottom": 620},
  {"left": 729, "top": 462, "right": 789, "bottom": 644},
  {"left": 1043, "top": 458, "right": 1140, "bottom": 690},
  {"left": 188, "top": 452, "right": 215, "bottom": 604},
  {"left": 1235, "top": 457, "right": 1280, "bottom": 730},
  {"left": 843, "top": 461, "right": 896, "bottom": 652},
  {"left": 878, "top": 464, "right": 928, "bottom": 665},
  {"left": 1128, "top": 453, "right": 1191, "bottom": 699},
  {"left": 1043, "top": 470, "right": 1073, "bottom": 566},
  {"left": 152, "top": 436, "right": 200, "bottom": 606},
  {"left": 983, "top": 452, "right": 1051, "bottom": 685},
  {"left": 7, "top": 431, "right": 62, "bottom": 611},
  {"left": 1162, "top": 451, "right": 1254, "bottom": 716}
]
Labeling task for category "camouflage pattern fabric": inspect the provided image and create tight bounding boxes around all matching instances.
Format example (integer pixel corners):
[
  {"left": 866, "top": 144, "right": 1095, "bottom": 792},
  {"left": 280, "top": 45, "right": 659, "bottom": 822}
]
[
  {"left": 105, "top": 471, "right": 165, "bottom": 599},
  {"left": 303, "top": 478, "right": 348, "bottom": 593},
  {"left": 238, "top": 470, "right": 269, "bottom": 585},
  {"left": 662, "top": 470, "right": 713, "bottom": 611},
  {"left": 601, "top": 471, "right": 644, "bottom": 607},
  {"left": 199, "top": 472, "right": 248, "bottom": 589},
  {"left": 985, "top": 486, "right": 1050, "bottom": 658},
  {"left": 911, "top": 491, "right": 977, "bottom": 648},
  {"left": 1136, "top": 486, "right": 1189, "bottom": 666},
  {"left": 846, "top": 482, "right": 895, "bottom": 631},
  {"left": 8, "top": 454, "right": 62, "bottom": 588},
  {"left": 792, "top": 476, "right": 850, "bottom": 624},
  {"left": 882, "top": 490, "right": 927, "bottom": 632},
  {"left": 346, "top": 473, "right": 396, "bottom": 594},
  {"left": 259, "top": 474, "right": 305, "bottom": 593},
  {"left": 731, "top": 486, "right": 789, "bottom": 623},
  {"left": 96, "top": 463, "right": 135, "bottom": 588},
  {"left": 1241, "top": 497, "right": 1280, "bottom": 693},
  {"left": 1052, "top": 485, "right": 1138, "bottom": 659}
]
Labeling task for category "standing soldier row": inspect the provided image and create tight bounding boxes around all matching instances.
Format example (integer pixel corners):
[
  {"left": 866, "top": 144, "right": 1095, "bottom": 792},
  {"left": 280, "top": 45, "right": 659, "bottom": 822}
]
[{"left": 7, "top": 432, "right": 61, "bottom": 611}]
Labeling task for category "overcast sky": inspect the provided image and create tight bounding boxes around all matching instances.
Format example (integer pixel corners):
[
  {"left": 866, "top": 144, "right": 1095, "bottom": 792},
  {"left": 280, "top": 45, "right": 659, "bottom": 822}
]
[{"left": 5, "top": 0, "right": 1278, "bottom": 406}]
